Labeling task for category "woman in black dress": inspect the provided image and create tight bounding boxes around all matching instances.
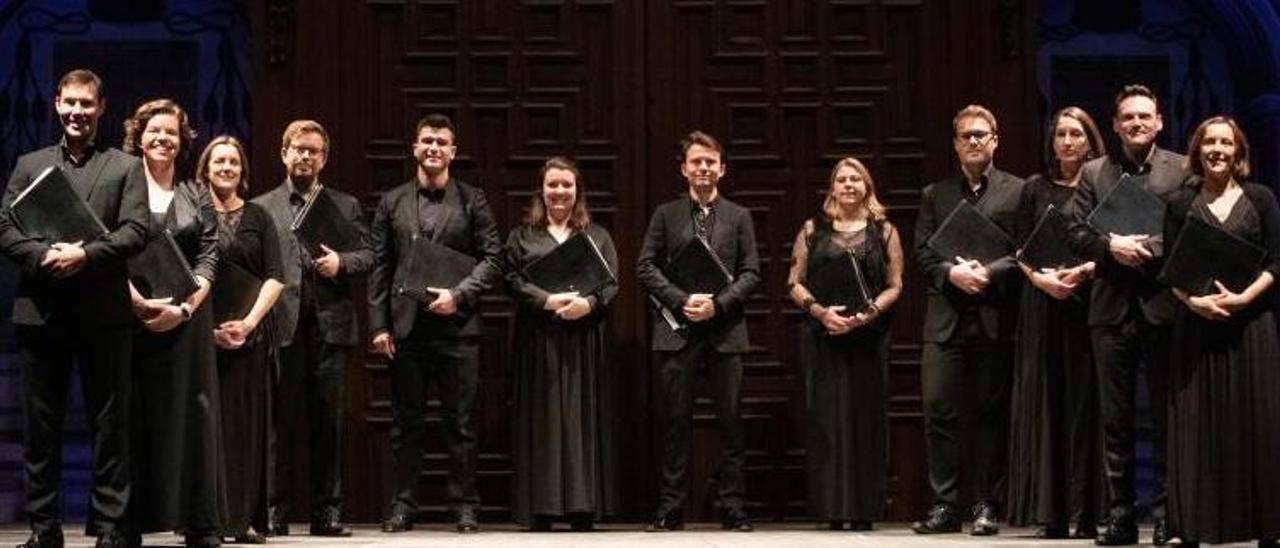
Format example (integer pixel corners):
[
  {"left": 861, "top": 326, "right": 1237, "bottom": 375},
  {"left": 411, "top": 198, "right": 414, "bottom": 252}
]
[
  {"left": 123, "top": 99, "right": 225, "bottom": 547},
  {"left": 1165, "top": 116, "right": 1280, "bottom": 546},
  {"left": 787, "top": 157, "right": 903, "bottom": 531},
  {"left": 504, "top": 156, "right": 619, "bottom": 531},
  {"left": 197, "top": 136, "right": 285, "bottom": 543},
  {"left": 1006, "top": 106, "right": 1105, "bottom": 538}
]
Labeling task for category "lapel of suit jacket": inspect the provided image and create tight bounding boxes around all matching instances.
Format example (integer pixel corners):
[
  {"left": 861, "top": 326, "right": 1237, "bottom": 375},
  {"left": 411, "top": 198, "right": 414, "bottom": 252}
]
[
  {"left": 431, "top": 179, "right": 461, "bottom": 243},
  {"left": 709, "top": 198, "right": 735, "bottom": 261},
  {"left": 669, "top": 198, "right": 695, "bottom": 258},
  {"left": 58, "top": 146, "right": 109, "bottom": 203}
]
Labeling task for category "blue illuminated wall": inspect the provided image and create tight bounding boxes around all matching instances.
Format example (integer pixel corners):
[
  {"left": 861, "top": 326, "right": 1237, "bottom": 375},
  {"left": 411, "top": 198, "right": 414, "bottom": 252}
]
[{"left": 0, "top": 0, "right": 250, "bottom": 523}]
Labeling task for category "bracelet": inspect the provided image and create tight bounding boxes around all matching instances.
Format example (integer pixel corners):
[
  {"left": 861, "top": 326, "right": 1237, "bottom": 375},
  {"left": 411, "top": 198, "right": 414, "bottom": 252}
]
[
  {"left": 867, "top": 302, "right": 882, "bottom": 315},
  {"left": 801, "top": 296, "right": 816, "bottom": 312}
]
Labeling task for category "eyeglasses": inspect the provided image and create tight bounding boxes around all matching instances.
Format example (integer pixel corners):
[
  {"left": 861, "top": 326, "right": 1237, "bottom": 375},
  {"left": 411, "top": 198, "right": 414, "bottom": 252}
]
[
  {"left": 288, "top": 145, "right": 326, "bottom": 157},
  {"left": 956, "top": 130, "right": 994, "bottom": 144}
]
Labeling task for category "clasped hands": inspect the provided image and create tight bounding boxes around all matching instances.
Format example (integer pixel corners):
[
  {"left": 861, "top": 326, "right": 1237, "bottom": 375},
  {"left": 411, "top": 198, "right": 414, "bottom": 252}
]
[
  {"left": 1185, "top": 280, "right": 1249, "bottom": 322},
  {"left": 812, "top": 304, "right": 873, "bottom": 336},
  {"left": 1030, "top": 261, "right": 1096, "bottom": 300},
  {"left": 41, "top": 241, "right": 87, "bottom": 278},
  {"left": 1108, "top": 233, "right": 1154, "bottom": 267},
  {"left": 544, "top": 291, "right": 592, "bottom": 321},
  {"left": 682, "top": 293, "right": 717, "bottom": 323},
  {"left": 948, "top": 256, "right": 990, "bottom": 295}
]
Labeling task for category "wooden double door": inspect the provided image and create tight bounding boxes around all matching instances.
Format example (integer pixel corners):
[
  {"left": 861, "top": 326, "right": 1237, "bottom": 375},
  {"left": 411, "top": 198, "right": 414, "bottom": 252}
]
[{"left": 250, "top": 0, "right": 1040, "bottom": 523}]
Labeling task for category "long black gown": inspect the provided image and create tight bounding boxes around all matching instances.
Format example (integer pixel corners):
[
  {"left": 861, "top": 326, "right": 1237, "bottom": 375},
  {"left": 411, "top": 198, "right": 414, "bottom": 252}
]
[
  {"left": 788, "top": 217, "right": 893, "bottom": 524},
  {"left": 214, "top": 202, "right": 283, "bottom": 535},
  {"left": 1165, "top": 181, "right": 1280, "bottom": 544},
  {"left": 130, "top": 180, "right": 228, "bottom": 535},
  {"left": 1006, "top": 174, "right": 1104, "bottom": 530},
  {"left": 504, "top": 222, "right": 620, "bottom": 527}
]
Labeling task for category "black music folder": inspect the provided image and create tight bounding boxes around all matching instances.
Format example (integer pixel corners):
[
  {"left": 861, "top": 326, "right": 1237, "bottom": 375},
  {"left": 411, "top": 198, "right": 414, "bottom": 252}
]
[
  {"left": 1159, "top": 213, "right": 1266, "bottom": 295},
  {"left": 926, "top": 200, "right": 1014, "bottom": 265},
  {"left": 9, "top": 165, "right": 108, "bottom": 244},
  {"left": 1018, "top": 204, "right": 1086, "bottom": 270},
  {"left": 212, "top": 261, "right": 263, "bottom": 323},
  {"left": 806, "top": 250, "right": 874, "bottom": 314},
  {"left": 290, "top": 187, "right": 360, "bottom": 257},
  {"left": 665, "top": 236, "right": 733, "bottom": 295},
  {"left": 522, "top": 232, "right": 616, "bottom": 295},
  {"left": 396, "top": 236, "right": 477, "bottom": 300},
  {"left": 128, "top": 230, "right": 200, "bottom": 301},
  {"left": 1087, "top": 173, "right": 1165, "bottom": 237}
]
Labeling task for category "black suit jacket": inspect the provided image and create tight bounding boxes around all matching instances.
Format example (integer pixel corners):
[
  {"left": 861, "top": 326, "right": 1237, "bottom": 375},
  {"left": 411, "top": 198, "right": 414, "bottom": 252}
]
[
  {"left": 0, "top": 144, "right": 149, "bottom": 326},
  {"left": 636, "top": 195, "right": 761, "bottom": 353},
  {"left": 367, "top": 178, "right": 503, "bottom": 340},
  {"left": 1064, "top": 148, "right": 1190, "bottom": 326},
  {"left": 253, "top": 182, "right": 374, "bottom": 346},
  {"left": 913, "top": 168, "right": 1025, "bottom": 343}
]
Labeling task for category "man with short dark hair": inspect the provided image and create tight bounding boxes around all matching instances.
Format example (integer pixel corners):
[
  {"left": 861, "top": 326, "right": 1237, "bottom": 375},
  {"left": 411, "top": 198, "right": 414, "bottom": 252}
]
[
  {"left": 1064, "top": 84, "right": 1189, "bottom": 546},
  {"left": 254, "top": 119, "right": 373, "bottom": 537},
  {"left": 0, "top": 69, "right": 149, "bottom": 548},
  {"left": 368, "top": 113, "right": 502, "bottom": 534},
  {"left": 912, "top": 105, "right": 1025, "bottom": 537},
  {"left": 637, "top": 131, "right": 760, "bottom": 533}
]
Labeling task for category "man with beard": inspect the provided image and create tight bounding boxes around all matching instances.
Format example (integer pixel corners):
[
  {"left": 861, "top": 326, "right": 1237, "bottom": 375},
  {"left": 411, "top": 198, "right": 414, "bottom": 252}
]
[
  {"left": 368, "top": 113, "right": 502, "bottom": 534},
  {"left": 254, "top": 120, "right": 373, "bottom": 537},
  {"left": 637, "top": 131, "right": 760, "bottom": 533},
  {"left": 1064, "top": 85, "right": 1189, "bottom": 546},
  {"left": 912, "top": 105, "right": 1024, "bottom": 537},
  {"left": 0, "top": 69, "right": 148, "bottom": 548}
]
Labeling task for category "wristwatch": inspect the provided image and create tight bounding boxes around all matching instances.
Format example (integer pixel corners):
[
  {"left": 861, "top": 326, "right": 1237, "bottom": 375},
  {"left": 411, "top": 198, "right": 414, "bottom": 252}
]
[{"left": 179, "top": 302, "right": 193, "bottom": 321}]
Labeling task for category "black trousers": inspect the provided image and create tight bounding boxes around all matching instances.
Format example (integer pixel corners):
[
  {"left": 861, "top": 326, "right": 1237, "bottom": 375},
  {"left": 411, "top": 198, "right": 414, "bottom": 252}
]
[
  {"left": 921, "top": 317, "right": 1013, "bottom": 509},
  {"left": 269, "top": 306, "right": 347, "bottom": 517},
  {"left": 387, "top": 322, "right": 480, "bottom": 513},
  {"left": 18, "top": 321, "right": 132, "bottom": 535},
  {"left": 655, "top": 339, "right": 746, "bottom": 515},
  {"left": 1090, "top": 315, "right": 1169, "bottom": 522}
]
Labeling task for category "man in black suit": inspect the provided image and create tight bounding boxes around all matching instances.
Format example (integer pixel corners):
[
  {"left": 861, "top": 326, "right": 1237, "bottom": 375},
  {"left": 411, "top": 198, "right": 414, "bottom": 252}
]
[
  {"left": 636, "top": 131, "right": 760, "bottom": 533},
  {"left": 1064, "top": 85, "right": 1188, "bottom": 546},
  {"left": 0, "top": 69, "right": 148, "bottom": 548},
  {"left": 368, "top": 114, "right": 502, "bottom": 534},
  {"left": 253, "top": 120, "right": 373, "bottom": 537},
  {"left": 912, "top": 105, "right": 1024, "bottom": 536}
]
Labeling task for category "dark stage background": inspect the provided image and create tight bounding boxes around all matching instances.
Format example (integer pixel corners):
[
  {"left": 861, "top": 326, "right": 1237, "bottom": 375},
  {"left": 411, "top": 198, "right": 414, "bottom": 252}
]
[{"left": 3, "top": 0, "right": 1280, "bottom": 525}]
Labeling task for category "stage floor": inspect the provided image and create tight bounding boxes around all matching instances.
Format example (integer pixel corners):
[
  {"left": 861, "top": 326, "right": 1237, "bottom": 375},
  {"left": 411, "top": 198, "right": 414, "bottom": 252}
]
[{"left": 3, "top": 523, "right": 1242, "bottom": 547}]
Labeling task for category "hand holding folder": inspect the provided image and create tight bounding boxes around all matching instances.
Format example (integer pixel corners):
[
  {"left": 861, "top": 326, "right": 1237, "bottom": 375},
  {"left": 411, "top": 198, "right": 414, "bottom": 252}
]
[
  {"left": 1018, "top": 204, "right": 1086, "bottom": 270},
  {"left": 926, "top": 200, "right": 1014, "bottom": 266},
  {"left": 1159, "top": 213, "right": 1265, "bottom": 296},
  {"left": 806, "top": 250, "right": 874, "bottom": 315},
  {"left": 10, "top": 166, "right": 109, "bottom": 245},
  {"left": 128, "top": 229, "right": 200, "bottom": 302},
  {"left": 522, "top": 232, "right": 616, "bottom": 295},
  {"left": 653, "top": 236, "right": 734, "bottom": 330},
  {"left": 396, "top": 235, "right": 477, "bottom": 303}
]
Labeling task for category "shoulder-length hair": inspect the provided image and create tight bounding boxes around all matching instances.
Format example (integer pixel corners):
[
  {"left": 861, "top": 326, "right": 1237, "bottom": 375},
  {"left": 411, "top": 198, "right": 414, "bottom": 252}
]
[
  {"left": 525, "top": 156, "right": 591, "bottom": 230},
  {"left": 195, "top": 135, "right": 251, "bottom": 195},
  {"left": 822, "top": 157, "right": 887, "bottom": 223},
  {"left": 1047, "top": 106, "right": 1107, "bottom": 180},
  {"left": 122, "top": 98, "right": 197, "bottom": 157},
  {"left": 1184, "top": 115, "right": 1251, "bottom": 180}
]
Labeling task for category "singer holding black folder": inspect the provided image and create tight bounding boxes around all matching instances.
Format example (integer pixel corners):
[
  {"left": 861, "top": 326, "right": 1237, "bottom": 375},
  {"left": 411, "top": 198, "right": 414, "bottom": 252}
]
[
  {"left": 503, "top": 156, "right": 620, "bottom": 531},
  {"left": 1062, "top": 85, "right": 1190, "bottom": 546},
  {"left": 786, "top": 157, "right": 903, "bottom": 531},
  {"left": 199, "top": 136, "right": 285, "bottom": 543},
  {"left": 912, "top": 105, "right": 1024, "bottom": 536},
  {"left": 637, "top": 131, "right": 760, "bottom": 533},
  {"left": 1160, "top": 117, "right": 1280, "bottom": 546},
  {"left": 368, "top": 114, "right": 502, "bottom": 534},
  {"left": 253, "top": 120, "right": 371, "bottom": 537},
  {"left": 118, "top": 99, "right": 228, "bottom": 547},
  {"left": 0, "top": 69, "right": 148, "bottom": 548},
  {"left": 1006, "top": 107, "right": 1104, "bottom": 539}
]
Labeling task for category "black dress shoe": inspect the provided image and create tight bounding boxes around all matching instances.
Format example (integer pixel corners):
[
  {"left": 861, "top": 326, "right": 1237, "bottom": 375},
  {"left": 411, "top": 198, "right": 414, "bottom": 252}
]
[
  {"left": 1073, "top": 521, "right": 1098, "bottom": 539},
  {"left": 309, "top": 508, "right": 352, "bottom": 537},
  {"left": 1257, "top": 539, "right": 1277, "bottom": 547},
  {"left": 231, "top": 530, "right": 266, "bottom": 545},
  {"left": 182, "top": 531, "right": 221, "bottom": 548},
  {"left": 265, "top": 506, "right": 288, "bottom": 537},
  {"left": 18, "top": 529, "right": 64, "bottom": 548},
  {"left": 380, "top": 505, "right": 414, "bottom": 533},
  {"left": 1035, "top": 524, "right": 1069, "bottom": 539},
  {"left": 645, "top": 510, "right": 684, "bottom": 532},
  {"left": 721, "top": 510, "right": 753, "bottom": 532},
  {"left": 970, "top": 501, "right": 999, "bottom": 536},
  {"left": 912, "top": 504, "right": 961, "bottom": 534},
  {"left": 849, "top": 521, "right": 873, "bottom": 531},
  {"left": 96, "top": 531, "right": 137, "bottom": 548},
  {"left": 568, "top": 513, "right": 594, "bottom": 532},
  {"left": 1094, "top": 515, "right": 1137, "bottom": 546},
  {"left": 826, "top": 521, "right": 844, "bottom": 531},
  {"left": 1151, "top": 519, "right": 1172, "bottom": 546},
  {"left": 529, "top": 515, "right": 553, "bottom": 532},
  {"left": 456, "top": 507, "right": 480, "bottom": 534}
]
